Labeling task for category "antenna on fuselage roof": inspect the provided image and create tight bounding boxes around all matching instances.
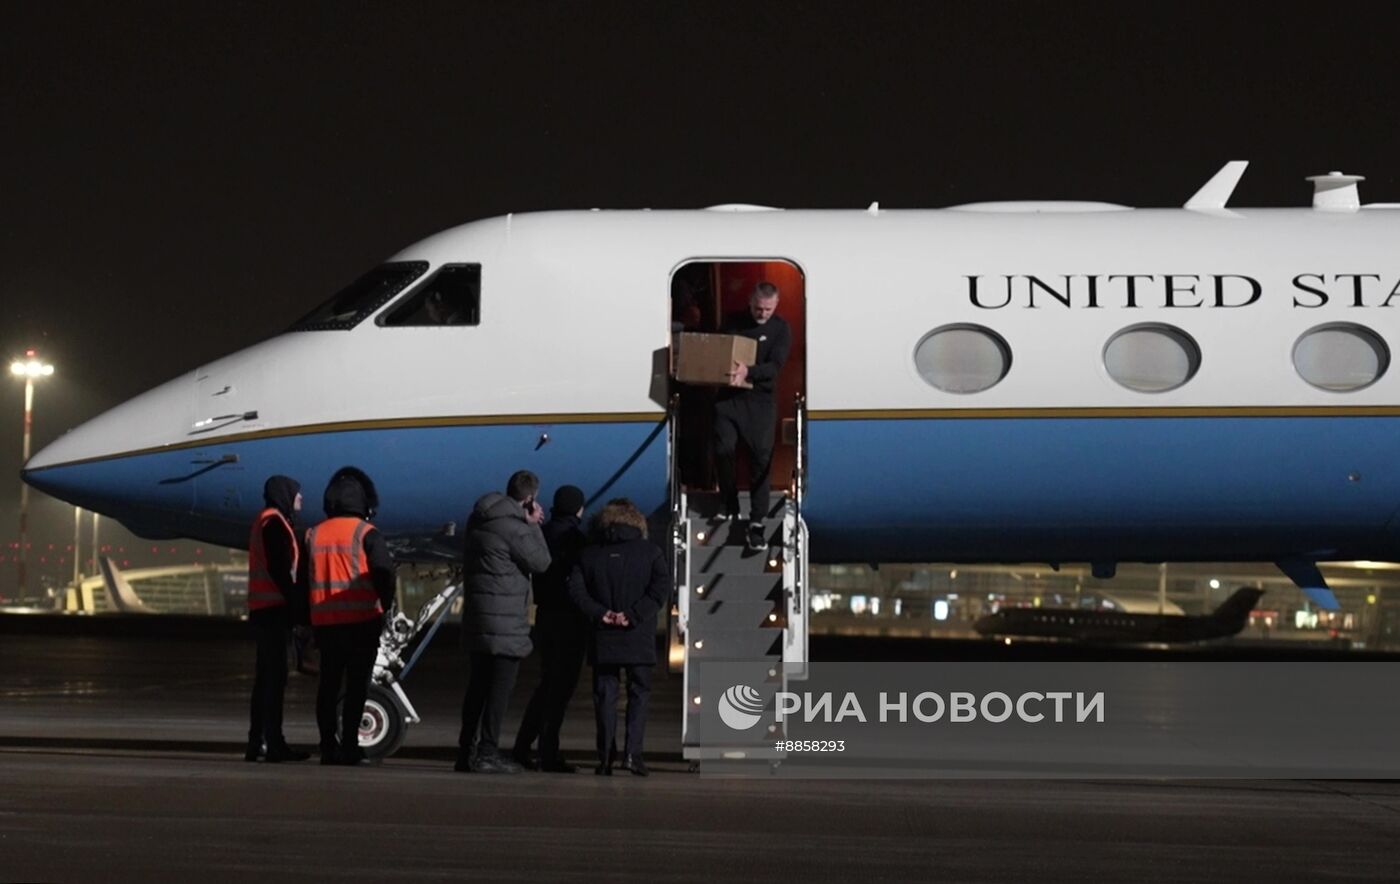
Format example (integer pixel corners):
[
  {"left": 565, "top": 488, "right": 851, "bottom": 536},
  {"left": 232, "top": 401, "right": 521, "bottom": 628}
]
[
  {"left": 1306, "top": 170, "right": 1365, "bottom": 211},
  {"left": 1184, "top": 160, "right": 1249, "bottom": 210}
]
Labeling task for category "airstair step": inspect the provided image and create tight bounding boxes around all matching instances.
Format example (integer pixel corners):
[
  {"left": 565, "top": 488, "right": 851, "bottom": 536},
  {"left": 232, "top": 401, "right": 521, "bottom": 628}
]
[
  {"left": 684, "top": 631, "right": 784, "bottom": 659},
  {"left": 687, "top": 599, "right": 782, "bottom": 630}
]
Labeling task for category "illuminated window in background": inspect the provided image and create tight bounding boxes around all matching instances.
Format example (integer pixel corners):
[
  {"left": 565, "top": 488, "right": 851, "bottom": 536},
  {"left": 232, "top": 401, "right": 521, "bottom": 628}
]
[
  {"left": 870, "top": 597, "right": 881, "bottom": 616},
  {"left": 933, "top": 599, "right": 949, "bottom": 621},
  {"left": 850, "top": 595, "right": 869, "bottom": 615},
  {"left": 914, "top": 325, "right": 1012, "bottom": 393},
  {"left": 1103, "top": 324, "right": 1201, "bottom": 392},
  {"left": 1293, "top": 323, "right": 1389, "bottom": 391}
]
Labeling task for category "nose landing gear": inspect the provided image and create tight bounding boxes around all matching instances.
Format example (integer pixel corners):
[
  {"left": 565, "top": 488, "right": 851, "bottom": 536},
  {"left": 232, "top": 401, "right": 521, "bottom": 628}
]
[{"left": 339, "top": 579, "right": 463, "bottom": 760}]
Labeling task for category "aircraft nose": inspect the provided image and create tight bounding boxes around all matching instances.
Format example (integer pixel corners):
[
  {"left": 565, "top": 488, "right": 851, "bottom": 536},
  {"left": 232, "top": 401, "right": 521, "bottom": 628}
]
[{"left": 22, "top": 371, "right": 197, "bottom": 535}]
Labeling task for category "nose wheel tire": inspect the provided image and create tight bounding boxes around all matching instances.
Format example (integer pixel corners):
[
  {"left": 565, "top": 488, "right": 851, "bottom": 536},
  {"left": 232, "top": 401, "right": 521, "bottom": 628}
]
[{"left": 337, "top": 684, "right": 408, "bottom": 760}]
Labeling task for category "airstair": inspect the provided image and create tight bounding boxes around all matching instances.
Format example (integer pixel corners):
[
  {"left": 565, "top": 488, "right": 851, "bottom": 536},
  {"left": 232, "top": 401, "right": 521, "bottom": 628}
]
[{"left": 669, "top": 394, "right": 809, "bottom": 762}]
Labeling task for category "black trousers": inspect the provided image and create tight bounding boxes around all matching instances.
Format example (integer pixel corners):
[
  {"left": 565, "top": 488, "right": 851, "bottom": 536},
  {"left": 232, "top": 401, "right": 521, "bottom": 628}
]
[
  {"left": 459, "top": 652, "right": 522, "bottom": 756},
  {"left": 513, "top": 613, "right": 586, "bottom": 763},
  {"left": 592, "top": 663, "right": 653, "bottom": 764},
  {"left": 248, "top": 607, "right": 290, "bottom": 748},
  {"left": 314, "top": 619, "right": 381, "bottom": 752},
  {"left": 714, "top": 394, "right": 777, "bottom": 521}
]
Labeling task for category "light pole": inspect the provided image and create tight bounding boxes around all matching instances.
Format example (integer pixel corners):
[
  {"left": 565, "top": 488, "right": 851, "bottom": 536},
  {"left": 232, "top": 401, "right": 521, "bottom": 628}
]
[
  {"left": 73, "top": 505, "right": 82, "bottom": 594},
  {"left": 90, "top": 511, "right": 100, "bottom": 577},
  {"left": 10, "top": 349, "right": 54, "bottom": 599}
]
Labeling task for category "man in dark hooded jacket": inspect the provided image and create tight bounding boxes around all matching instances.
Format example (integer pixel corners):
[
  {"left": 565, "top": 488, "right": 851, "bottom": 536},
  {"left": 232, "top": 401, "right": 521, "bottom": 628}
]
[
  {"left": 567, "top": 498, "right": 671, "bottom": 776},
  {"left": 306, "top": 466, "right": 396, "bottom": 765},
  {"left": 511, "top": 484, "right": 589, "bottom": 772},
  {"left": 456, "top": 470, "right": 551, "bottom": 773},
  {"left": 245, "top": 475, "right": 310, "bottom": 762}
]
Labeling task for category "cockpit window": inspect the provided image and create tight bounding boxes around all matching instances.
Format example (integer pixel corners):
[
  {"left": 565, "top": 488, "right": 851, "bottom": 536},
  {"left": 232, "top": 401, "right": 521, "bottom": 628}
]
[
  {"left": 380, "top": 264, "right": 482, "bottom": 327},
  {"left": 289, "top": 262, "right": 429, "bottom": 331}
]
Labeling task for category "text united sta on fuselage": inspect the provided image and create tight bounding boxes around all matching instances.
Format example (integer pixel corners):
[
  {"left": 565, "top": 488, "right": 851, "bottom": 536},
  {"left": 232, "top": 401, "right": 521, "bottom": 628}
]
[{"left": 965, "top": 273, "right": 1400, "bottom": 309}]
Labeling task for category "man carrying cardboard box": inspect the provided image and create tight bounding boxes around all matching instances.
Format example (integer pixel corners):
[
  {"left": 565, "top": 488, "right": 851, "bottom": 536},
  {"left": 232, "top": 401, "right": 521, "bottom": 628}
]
[{"left": 715, "top": 281, "right": 791, "bottom": 551}]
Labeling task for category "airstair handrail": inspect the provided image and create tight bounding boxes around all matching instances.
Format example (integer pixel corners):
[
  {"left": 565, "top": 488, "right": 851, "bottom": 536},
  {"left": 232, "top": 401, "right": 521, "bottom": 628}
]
[
  {"left": 793, "top": 391, "right": 807, "bottom": 511},
  {"left": 790, "top": 391, "right": 808, "bottom": 639},
  {"left": 667, "top": 391, "right": 684, "bottom": 541}
]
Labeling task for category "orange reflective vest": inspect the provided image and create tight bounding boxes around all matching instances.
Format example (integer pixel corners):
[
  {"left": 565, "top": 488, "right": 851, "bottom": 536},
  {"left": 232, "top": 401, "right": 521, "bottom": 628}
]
[
  {"left": 307, "top": 516, "right": 383, "bottom": 626},
  {"left": 247, "top": 507, "right": 298, "bottom": 612}
]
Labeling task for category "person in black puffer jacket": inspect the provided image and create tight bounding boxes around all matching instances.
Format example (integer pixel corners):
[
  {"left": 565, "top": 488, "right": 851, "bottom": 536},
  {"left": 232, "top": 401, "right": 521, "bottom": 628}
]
[
  {"left": 456, "top": 470, "right": 551, "bottom": 774},
  {"left": 567, "top": 498, "right": 671, "bottom": 776},
  {"left": 511, "top": 484, "right": 589, "bottom": 773}
]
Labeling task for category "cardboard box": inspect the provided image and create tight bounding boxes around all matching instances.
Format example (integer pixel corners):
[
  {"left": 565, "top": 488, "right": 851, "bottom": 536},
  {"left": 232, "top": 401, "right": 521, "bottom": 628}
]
[{"left": 673, "top": 332, "right": 757, "bottom": 388}]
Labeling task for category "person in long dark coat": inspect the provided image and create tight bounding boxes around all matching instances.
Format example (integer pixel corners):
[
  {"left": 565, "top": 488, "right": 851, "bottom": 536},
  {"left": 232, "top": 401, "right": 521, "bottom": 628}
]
[
  {"left": 567, "top": 498, "right": 671, "bottom": 776},
  {"left": 456, "top": 470, "right": 551, "bottom": 774},
  {"left": 511, "top": 484, "right": 589, "bottom": 772}
]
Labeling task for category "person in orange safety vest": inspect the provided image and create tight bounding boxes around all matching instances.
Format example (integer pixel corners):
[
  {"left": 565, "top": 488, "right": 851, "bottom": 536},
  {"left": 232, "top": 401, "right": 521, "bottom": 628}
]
[
  {"left": 307, "top": 466, "right": 397, "bottom": 765},
  {"left": 245, "top": 475, "right": 311, "bottom": 763}
]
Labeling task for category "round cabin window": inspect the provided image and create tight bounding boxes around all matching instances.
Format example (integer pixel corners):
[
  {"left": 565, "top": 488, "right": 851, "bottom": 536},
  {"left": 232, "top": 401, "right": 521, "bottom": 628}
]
[
  {"left": 913, "top": 325, "right": 1012, "bottom": 394},
  {"left": 1103, "top": 324, "right": 1201, "bottom": 393},
  {"left": 1293, "top": 324, "right": 1390, "bottom": 392}
]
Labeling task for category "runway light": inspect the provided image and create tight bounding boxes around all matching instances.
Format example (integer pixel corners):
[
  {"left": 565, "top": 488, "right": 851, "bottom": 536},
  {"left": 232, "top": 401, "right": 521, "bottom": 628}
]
[
  {"left": 768, "top": 558, "right": 779, "bottom": 568},
  {"left": 695, "top": 585, "right": 705, "bottom": 595},
  {"left": 11, "top": 359, "right": 54, "bottom": 378},
  {"left": 696, "top": 531, "right": 706, "bottom": 542},
  {"left": 1209, "top": 579, "right": 1221, "bottom": 589},
  {"left": 1004, "top": 637, "right": 1013, "bottom": 646},
  {"left": 692, "top": 696, "right": 702, "bottom": 705},
  {"left": 694, "top": 640, "right": 704, "bottom": 649}
]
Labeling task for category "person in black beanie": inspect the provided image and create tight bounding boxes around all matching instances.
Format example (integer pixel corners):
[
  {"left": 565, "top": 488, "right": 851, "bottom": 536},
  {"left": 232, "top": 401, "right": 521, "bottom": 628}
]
[
  {"left": 307, "top": 466, "right": 397, "bottom": 765},
  {"left": 245, "top": 475, "right": 310, "bottom": 762},
  {"left": 512, "top": 484, "right": 589, "bottom": 772}
]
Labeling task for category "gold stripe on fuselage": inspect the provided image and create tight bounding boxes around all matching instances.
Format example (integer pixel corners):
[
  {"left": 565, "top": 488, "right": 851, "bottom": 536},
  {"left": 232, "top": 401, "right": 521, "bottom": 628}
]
[
  {"left": 26, "top": 411, "right": 668, "bottom": 471},
  {"left": 808, "top": 406, "right": 1400, "bottom": 420},
  {"left": 26, "top": 405, "right": 1400, "bottom": 471}
]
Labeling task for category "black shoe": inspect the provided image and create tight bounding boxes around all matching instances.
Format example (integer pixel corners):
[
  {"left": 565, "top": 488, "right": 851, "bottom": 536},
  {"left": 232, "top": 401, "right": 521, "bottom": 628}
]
[
  {"left": 745, "top": 522, "right": 767, "bottom": 552},
  {"left": 594, "top": 764, "right": 612, "bottom": 776},
  {"left": 244, "top": 741, "right": 262, "bottom": 763},
  {"left": 511, "top": 746, "right": 537, "bottom": 770},
  {"left": 265, "top": 744, "right": 310, "bottom": 763},
  {"left": 453, "top": 753, "right": 474, "bottom": 773},
  {"left": 473, "top": 752, "right": 522, "bottom": 774},
  {"left": 335, "top": 746, "right": 366, "bottom": 766},
  {"left": 622, "top": 754, "right": 649, "bottom": 777},
  {"left": 539, "top": 758, "right": 577, "bottom": 773}
]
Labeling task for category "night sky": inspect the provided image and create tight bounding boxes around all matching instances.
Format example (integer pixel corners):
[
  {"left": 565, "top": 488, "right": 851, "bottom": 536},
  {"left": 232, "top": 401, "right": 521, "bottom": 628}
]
[{"left": 2, "top": 1, "right": 1396, "bottom": 592}]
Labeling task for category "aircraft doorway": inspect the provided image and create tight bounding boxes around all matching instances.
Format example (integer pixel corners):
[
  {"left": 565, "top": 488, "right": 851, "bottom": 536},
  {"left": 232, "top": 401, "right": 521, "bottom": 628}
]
[{"left": 669, "top": 259, "right": 807, "bottom": 504}]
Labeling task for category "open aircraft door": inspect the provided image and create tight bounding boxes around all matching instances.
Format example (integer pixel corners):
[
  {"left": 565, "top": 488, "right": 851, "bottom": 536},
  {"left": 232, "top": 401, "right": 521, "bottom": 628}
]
[{"left": 667, "top": 258, "right": 809, "bottom": 767}]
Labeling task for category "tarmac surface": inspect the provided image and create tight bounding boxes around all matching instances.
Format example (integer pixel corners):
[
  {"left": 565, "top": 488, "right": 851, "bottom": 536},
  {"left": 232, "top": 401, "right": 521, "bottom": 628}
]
[{"left": 3, "top": 618, "right": 1400, "bottom": 881}]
